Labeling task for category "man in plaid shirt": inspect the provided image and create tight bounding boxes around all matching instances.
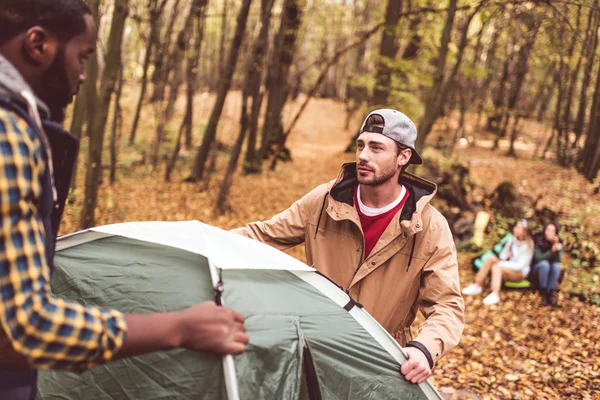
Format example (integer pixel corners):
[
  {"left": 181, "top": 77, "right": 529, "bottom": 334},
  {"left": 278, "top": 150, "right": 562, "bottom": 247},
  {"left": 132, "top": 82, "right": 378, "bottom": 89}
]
[{"left": 0, "top": 1, "right": 248, "bottom": 398}]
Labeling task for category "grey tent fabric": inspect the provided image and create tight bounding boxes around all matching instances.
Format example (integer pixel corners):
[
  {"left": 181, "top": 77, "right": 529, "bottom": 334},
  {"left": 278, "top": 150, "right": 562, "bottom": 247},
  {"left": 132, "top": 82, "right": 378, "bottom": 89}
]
[{"left": 37, "top": 234, "right": 439, "bottom": 399}]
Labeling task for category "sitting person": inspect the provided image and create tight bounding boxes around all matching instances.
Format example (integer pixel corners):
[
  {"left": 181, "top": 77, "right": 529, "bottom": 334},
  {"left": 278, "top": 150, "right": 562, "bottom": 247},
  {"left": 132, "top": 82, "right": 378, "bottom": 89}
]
[
  {"left": 532, "top": 222, "right": 563, "bottom": 306},
  {"left": 462, "top": 219, "right": 534, "bottom": 305}
]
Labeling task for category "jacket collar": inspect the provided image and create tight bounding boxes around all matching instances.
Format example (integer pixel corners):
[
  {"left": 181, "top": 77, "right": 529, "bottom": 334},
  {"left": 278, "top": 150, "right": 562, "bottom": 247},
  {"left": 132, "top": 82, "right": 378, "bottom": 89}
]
[{"left": 329, "top": 162, "right": 437, "bottom": 233}]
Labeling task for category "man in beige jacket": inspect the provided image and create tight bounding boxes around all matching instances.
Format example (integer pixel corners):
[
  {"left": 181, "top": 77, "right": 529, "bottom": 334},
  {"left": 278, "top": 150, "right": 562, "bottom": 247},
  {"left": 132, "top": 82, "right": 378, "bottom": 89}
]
[{"left": 235, "top": 109, "right": 464, "bottom": 384}]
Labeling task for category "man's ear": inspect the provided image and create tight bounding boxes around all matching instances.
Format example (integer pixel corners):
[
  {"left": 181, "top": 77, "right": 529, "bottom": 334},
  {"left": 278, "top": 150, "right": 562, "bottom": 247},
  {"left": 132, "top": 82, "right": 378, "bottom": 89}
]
[
  {"left": 22, "top": 27, "right": 58, "bottom": 68},
  {"left": 397, "top": 148, "right": 412, "bottom": 168}
]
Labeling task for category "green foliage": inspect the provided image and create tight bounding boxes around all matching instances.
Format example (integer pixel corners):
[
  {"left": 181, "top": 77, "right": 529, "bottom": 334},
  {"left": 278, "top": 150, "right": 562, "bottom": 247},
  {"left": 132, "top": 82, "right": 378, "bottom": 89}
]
[{"left": 387, "top": 90, "right": 424, "bottom": 121}]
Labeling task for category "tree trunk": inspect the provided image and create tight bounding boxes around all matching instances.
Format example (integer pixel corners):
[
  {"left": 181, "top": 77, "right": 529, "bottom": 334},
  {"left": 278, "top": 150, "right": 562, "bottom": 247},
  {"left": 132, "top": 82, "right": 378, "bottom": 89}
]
[
  {"left": 129, "top": 18, "right": 157, "bottom": 145},
  {"left": 217, "top": 0, "right": 229, "bottom": 89},
  {"left": 573, "top": 3, "right": 599, "bottom": 148},
  {"left": 556, "top": 8, "right": 578, "bottom": 166},
  {"left": 69, "top": 0, "right": 100, "bottom": 192},
  {"left": 507, "top": 114, "right": 522, "bottom": 158},
  {"left": 165, "top": 0, "right": 208, "bottom": 182},
  {"left": 532, "top": 61, "right": 556, "bottom": 121},
  {"left": 475, "top": 25, "right": 501, "bottom": 129},
  {"left": 216, "top": 92, "right": 249, "bottom": 214},
  {"left": 243, "top": 0, "right": 276, "bottom": 174},
  {"left": 371, "top": 0, "right": 403, "bottom": 106},
  {"left": 582, "top": 47, "right": 600, "bottom": 179},
  {"left": 80, "top": 0, "right": 128, "bottom": 229},
  {"left": 185, "top": 2, "right": 208, "bottom": 149},
  {"left": 494, "top": 15, "right": 539, "bottom": 149},
  {"left": 151, "top": 0, "right": 198, "bottom": 170},
  {"left": 150, "top": 0, "right": 181, "bottom": 103},
  {"left": 415, "top": 0, "right": 458, "bottom": 151},
  {"left": 129, "top": 0, "right": 168, "bottom": 145},
  {"left": 189, "top": 0, "right": 254, "bottom": 181},
  {"left": 110, "top": 64, "right": 124, "bottom": 185},
  {"left": 258, "top": 0, "right": 303, "bottom": 160},
  {"left": 438, "top": 2, "right": 485, "bottom": 118}
]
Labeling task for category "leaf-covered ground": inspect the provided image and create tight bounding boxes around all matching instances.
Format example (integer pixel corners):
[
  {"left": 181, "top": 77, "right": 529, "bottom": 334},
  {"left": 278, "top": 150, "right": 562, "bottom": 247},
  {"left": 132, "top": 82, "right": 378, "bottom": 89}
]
[{"left": 61, "top": 91, "right": 600, "bottom": 399}]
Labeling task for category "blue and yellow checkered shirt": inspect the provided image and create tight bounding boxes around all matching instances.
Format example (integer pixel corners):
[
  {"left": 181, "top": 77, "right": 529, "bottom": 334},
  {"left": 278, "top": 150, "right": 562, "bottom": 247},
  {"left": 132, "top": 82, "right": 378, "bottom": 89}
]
[{"left": 0, "top": 108, "right": 127, "bottom": 371}]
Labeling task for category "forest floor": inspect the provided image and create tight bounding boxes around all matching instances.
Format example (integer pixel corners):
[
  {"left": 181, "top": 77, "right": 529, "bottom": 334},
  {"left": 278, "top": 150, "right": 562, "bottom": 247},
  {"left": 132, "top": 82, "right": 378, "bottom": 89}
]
[{"left": 61, "top": 90, "right": 600, "bottom": 399}]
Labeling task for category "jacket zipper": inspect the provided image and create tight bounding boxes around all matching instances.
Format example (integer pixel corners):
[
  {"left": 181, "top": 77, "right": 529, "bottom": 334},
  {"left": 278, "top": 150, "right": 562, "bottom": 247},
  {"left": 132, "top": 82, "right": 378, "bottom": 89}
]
[{"left": 349, "top": 221, "right": 365, "bottom": 290}]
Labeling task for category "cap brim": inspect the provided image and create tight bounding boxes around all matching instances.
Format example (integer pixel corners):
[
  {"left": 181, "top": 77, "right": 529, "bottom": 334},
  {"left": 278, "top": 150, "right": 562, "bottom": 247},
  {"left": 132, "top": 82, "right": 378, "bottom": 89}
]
[{"left": 409, "top": 148, "right": 423, "bottom": 165}]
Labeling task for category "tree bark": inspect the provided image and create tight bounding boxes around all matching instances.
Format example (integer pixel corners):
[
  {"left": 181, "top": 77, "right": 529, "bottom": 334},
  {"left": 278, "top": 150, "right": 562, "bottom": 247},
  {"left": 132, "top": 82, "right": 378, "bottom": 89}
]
[
  {"left": 438, "top": 2, "right": 485, "bottom": 117},
  {"left": 189, "top": 0, "right": 254, "bottom": 181},
  {"left": 217, "top": 0, "right": 229, "bottom": 88},
  {"left": 258, "top": 0, "right": 303, "bottom": 160},
  {"left": 371, "top": 0, "right": 403, "bottom": 106},
  {"left": 150, "top": 0, "right": 181, "bottom": 103},
  {"left": 69, "top": 0, "right": 100, "bottom": 192},
  {"left": 151, "top": 0, "right": 198, "bottom": 169},
  {"left": 165, "top": 1, "right": 209, "bottom": 182},
  {"left": 80, "top": 0, "right": 129, "bottom": 229},
  {"left": 556, "top": 7, "right": 578, "bottom": 166},
  {"left": 507, "top": 114, "right": 522, "bottom": 158},
  {"left": 216, "top": 92, "right": 249, "bottom": 214},
  {"left": 243, "top": 0, "right": 276, "bottom": 174},
  {"left": 110, "top": 64, "right": 124, "bottom": 185},
  {"left": 129, "top": 0, "right": 168, "bottom": 145},
  {"left": 494, "top": 15, "right": 539, "bottom": 150},
  {"left": 582, "top": 46, "right": 600, "bottom": 180},
  {"left": 573, "top": 3, "right": 599, "bottom": 148},
  {"left": 415, "top": 0, "right": 458, "bottom": 151}
]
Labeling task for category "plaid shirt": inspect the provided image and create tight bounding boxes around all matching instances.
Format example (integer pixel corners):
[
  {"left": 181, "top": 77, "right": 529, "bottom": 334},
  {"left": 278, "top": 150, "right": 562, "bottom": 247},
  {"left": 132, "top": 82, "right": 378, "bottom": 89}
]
[{"left": 0, "top": 107, "right": 127, "bottom": 371}]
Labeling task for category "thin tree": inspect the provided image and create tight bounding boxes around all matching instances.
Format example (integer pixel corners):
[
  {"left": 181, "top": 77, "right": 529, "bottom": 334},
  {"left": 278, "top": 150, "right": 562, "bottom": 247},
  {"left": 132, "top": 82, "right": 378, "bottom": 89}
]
[
  {"left": 258, "top": 0, "right": 303, "bottom": 161},
  {"left": 151, "top": 0, "right": 198, "bottom": 169},
  {"left": 243, "top": 0, "right": 276, "bottom": 174},
  {"left": 110, "top": 63, "right": 124, "bottom": 185},
  {"left": 129, "top": 0, "right": 169, "bottom": 146},
  {"left": 188, "top": 0, "right": 254, "bottom": 181},
  {"left": 371, "top": 0, "right": 403, "bottom": 107},
  {"left": 165, "top": 0, "right": 209, "bottom": 182},
  {"left": 80, "top": 0, "right": 129, "bottom": 229},
  {"left": 573, "top": 3, "right": 599, "bottom": 149},
  {"left": 69, "top": 0, "right": 100, "bottom": 192},
  {"left": 415, "top": 0, "right": 458, "bottom": 151}
]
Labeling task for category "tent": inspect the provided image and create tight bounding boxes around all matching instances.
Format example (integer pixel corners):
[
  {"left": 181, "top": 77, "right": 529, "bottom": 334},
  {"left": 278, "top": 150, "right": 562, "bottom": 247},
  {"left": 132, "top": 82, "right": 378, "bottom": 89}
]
[{"left": 37, "top": 221, "right": 443, "bottom": 400}]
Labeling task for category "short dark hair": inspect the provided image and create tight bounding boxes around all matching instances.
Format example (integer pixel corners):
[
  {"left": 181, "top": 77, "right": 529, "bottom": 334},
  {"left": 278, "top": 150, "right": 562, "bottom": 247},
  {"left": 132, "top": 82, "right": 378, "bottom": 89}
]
[
  {"left": 363, "top": 114, "right": 385, "bottom": 133},
  {"left": 363, "top": 114, "right": 410, "bottom": 156},
  {"left": 0, "top": 0, "right": 92, "bottom": 46}
]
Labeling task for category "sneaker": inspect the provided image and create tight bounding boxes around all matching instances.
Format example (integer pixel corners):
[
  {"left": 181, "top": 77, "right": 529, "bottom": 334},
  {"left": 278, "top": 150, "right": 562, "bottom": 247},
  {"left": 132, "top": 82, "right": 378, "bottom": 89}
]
[
  {"left": 462, "top": 284, "right": 483, "bottom": 296},
  {"left": 483, "top": 292, "right": 500, "bottom": 305}
]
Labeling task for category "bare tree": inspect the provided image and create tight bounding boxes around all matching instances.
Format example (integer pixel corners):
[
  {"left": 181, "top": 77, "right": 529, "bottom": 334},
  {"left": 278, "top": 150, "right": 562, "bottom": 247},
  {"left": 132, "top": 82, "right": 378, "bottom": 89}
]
[
  {"left": 129, "top": 0, "right": 169, "bottom": 146},
  {"left": 188, "top": 0, "right": 254, "bottom": 181},
  {"left": 415, "top": 0, "right": 458, "bottom": 151},
  {"left": 371, "top": 0, "right": 403, "bottom": 107},
  {"left": 80, "top": 0, "right": 129, "bottom": 229},
  {"left": 243, "top": 0, "right": 276, "bottom": 174}
]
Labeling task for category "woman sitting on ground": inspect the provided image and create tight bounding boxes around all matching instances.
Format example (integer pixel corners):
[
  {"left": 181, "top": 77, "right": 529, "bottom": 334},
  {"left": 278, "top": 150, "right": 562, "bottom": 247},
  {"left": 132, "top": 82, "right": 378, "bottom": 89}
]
[
  {"left": 462, "top": 219, "right": 534, "bottom": 305},
  {"left": 532, "top": 222, "right": 563, "bottom": 306}
]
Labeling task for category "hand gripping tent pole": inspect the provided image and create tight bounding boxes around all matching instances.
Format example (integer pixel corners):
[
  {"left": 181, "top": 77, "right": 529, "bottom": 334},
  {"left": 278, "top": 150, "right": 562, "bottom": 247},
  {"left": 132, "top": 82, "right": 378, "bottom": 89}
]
[{"left": 208, "top": 259, "right": 241, "bottom": 400}]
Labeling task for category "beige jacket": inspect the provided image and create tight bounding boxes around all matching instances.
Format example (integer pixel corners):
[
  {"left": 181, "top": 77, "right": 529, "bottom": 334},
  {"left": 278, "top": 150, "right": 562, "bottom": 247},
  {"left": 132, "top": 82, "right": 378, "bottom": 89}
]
[{"left": 234, "top": 163, "right": 464, "bottom": 366}]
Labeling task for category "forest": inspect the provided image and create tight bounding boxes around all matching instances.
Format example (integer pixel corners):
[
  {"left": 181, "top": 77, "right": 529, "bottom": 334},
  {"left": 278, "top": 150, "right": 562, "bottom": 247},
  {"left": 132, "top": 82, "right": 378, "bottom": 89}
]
[{"left": 58, "top": 0, "right": 599, "bottom": 398}]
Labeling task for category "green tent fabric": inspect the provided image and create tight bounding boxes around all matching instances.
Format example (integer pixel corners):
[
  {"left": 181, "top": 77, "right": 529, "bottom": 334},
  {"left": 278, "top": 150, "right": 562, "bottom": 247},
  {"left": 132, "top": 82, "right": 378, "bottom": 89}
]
[
  {"left": 471, "top": 233, "right": 531, "bottom": 289},
  {"left": 37, "top": 221, "right": 443, "bottom": 400}
]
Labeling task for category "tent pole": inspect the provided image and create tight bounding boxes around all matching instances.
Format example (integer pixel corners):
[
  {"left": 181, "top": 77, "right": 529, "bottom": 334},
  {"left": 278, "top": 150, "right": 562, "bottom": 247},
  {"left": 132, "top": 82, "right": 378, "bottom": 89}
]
[{"left": 208, "top": 260, "right": 241, "bottom": 400}]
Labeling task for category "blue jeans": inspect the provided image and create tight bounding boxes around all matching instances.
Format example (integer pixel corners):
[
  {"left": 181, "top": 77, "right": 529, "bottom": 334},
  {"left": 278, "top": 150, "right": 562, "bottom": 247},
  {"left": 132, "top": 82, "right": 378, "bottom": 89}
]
[{"left": 534, "top": 260, "right": 561, "bottom": 290}]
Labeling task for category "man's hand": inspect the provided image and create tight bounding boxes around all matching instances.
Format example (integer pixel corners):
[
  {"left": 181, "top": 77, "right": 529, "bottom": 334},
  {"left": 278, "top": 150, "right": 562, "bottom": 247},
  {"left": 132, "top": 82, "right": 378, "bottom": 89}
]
[
  {"left": 119, "top": 301, "right": 249, "bottom": 361},
  {"left": 400, "top": 347, "right": 432, "bottom": 384},
  {"left": 177, "top": 302, "right": 249, "bottom": 355}
]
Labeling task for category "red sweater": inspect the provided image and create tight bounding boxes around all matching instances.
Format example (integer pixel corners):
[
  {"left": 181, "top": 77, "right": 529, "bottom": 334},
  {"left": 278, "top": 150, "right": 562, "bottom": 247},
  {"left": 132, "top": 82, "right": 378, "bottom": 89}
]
[{"left": 354, "top": 185, "right": 410, "bottom": 259}]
